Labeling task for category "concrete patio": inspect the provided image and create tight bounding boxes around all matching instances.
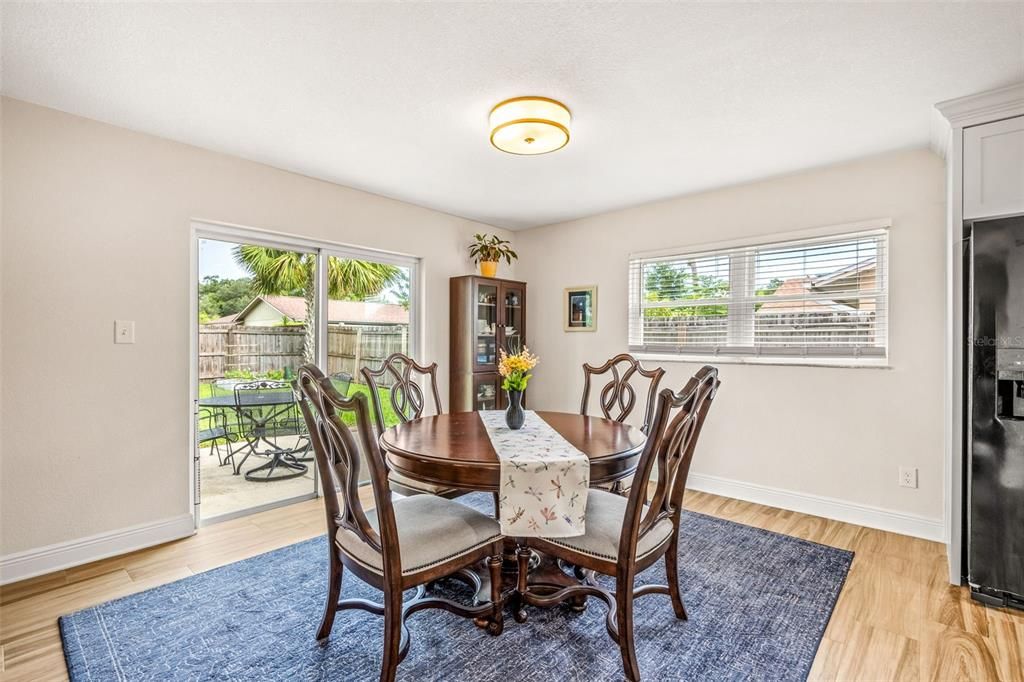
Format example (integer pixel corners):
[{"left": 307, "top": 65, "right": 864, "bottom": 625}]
[{"left": 198, "top": 435, "right": 317, "bottom": 519}]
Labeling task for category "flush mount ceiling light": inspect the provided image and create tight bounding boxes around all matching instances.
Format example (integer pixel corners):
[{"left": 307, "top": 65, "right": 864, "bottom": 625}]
[{"left": 489, "top": 96, "right": 571, "bottom": 155}]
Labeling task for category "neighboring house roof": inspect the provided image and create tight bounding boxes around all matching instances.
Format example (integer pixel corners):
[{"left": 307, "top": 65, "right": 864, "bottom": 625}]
[
  {"left": 234, "top": 294, "right": 409, "bottom": 325},
  {"left": 330, "top": 299, "right": 409, "bottom": 325},
  {"left": 206, "top": 313, "right": 239, "bottom": 325},
  {"left": 761, "top": 276, "right": 814, "bottom": 302},
  {"left": 757, "top": 277, "right": 854, "bottom": 313},
  {"left": 811, "top": 257, "right": 876, "bottom": 287},
  {"left": 757, "top": 258, "right": 878, "bottom": 314},
  {"left": 246, "top": 295, "right": 305, "bottom": 322}
]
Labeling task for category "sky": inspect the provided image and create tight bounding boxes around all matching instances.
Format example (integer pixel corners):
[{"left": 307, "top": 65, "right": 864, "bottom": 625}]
[{"left": 199, "top": 239, "right": 251, "bottom": 280}]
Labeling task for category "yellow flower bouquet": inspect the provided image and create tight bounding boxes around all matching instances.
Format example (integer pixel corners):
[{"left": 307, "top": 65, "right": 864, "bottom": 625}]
[{"left": 498, "top": 347, "right": 539, "bottom": 393}]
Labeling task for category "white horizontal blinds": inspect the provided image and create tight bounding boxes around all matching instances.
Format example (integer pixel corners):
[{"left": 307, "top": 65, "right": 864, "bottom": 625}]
[
  {"left": 749, "top": 233, "right": 886, "bottom": 354},
  {"left": 628, "top": 228, "right": 888, "bottom": 358},
  {"left": 631, "top": 252, "right": 731, "bottom": 349}
]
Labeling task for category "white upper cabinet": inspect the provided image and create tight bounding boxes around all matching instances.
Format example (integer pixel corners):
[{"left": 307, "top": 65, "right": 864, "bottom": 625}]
[{"left": 964, "top": 116, "right": 1024, "bottom": 220}]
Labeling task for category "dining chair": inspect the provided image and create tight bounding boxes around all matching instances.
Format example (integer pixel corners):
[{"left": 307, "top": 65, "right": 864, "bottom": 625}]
[
  {"left": 515, "top": 365, "right": 720, "bottom": 682},
  {"left": 361, "top": 352, "right": 467, "bottom": 500},
  {"left": 581, "top": 353, "right": 666, "bottom": 495},
  {"left": 294, "top": 364, "right": 505, "bottom": 682}
]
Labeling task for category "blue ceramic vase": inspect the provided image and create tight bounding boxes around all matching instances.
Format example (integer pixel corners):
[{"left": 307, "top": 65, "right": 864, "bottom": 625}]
[{"left": 505, "top": 390, "right": 525, "bottom": 430}]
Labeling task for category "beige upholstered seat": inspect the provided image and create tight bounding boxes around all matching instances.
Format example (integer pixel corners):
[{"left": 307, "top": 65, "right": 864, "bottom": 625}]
[
  {"left": 544, "top": 489, "right": 673, "bottom": 563},
  {"left": 335, "top": 494, "right": 501, "bottom": 576}
]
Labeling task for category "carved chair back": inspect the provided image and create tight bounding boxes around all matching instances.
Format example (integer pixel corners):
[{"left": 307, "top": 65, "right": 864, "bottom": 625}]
[
  {"left": 619, "top": 365, "right": 720, "bottom": 563},
  {"left": 581, "top": 354, "right": 666, "bottom": 434},
  {"left": 361, "top": 353, "right": 443, "bottom": 435},
  {"left": 294, "top": 364, "right": 402, "bottom": 580}
]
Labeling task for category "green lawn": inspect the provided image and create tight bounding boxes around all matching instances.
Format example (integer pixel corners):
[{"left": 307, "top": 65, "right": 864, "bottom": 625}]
[
  {"left": 198, "top": 379, "right": 401, "bottom": 431},
  {"left": 343, "top": 383, "right": 402, "bottom": 428}
]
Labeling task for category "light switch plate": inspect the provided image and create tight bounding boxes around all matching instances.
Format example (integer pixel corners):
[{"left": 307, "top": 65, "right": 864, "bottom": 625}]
[{"left": 114, "top": 320, "right": 135, "bottom": 344}]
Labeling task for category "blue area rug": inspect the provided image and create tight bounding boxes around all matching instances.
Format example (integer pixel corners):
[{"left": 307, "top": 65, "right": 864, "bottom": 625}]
[{"left": 60, "top": 494, "right": 852, "bottom": 681}]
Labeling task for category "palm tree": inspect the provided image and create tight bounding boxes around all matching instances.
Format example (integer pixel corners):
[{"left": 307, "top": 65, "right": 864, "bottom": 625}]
[{"left": 233, "top": 246, "right": 400, "bottom": 364}]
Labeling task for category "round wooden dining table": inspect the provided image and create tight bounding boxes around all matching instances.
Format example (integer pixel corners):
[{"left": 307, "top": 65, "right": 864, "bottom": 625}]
[
  {"left": 379, "top": 410, "right": 648, "bottom": 613},
  {"left": 378, "top": 411, "right": 647, "bottom": 618},
  {"left": 379, "top": 410, "right": 648, "bottom": 493}
]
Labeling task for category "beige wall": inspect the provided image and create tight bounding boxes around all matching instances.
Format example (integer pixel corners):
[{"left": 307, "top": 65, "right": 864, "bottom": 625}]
[
  {"left": 516, "top": 148, "right": 946, "bottom": 524},
  {"left": 0, "top": 98, "right": 946, "bottom": 568},
  {"left": 0, "top": 98, "right": 509, "bottom": 557}
]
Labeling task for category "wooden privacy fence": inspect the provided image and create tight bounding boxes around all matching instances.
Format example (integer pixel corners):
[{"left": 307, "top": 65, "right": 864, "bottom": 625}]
[
  {"left": 752, "top": 311, "right": 877, "bottom": 348},
  {"left": 326, "top": 324, "right": 409, "bottom": 386},
  {"left": 640, "top": 311, "right": 878, "bottom": 349},
  {"left": 199, "top": 324, "right": 408, "bottom": 387}
]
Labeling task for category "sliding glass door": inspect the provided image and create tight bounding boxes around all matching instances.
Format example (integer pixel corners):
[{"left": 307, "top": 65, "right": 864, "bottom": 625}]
[
  {"left": 195, "top": 236, "right": 320, "bottom": 522},
  {"left": 192, "top": 223, "right": 419, "bottom": 524}
]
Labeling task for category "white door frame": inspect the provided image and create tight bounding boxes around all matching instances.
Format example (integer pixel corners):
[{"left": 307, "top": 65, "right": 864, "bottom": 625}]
[{"left": 188, "top": 219, "right": 422, "bottom": 528}]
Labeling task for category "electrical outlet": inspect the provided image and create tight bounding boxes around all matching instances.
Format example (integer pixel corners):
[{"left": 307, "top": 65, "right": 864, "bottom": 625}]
[
  {"left": 114, "top": 320, "right": 135, "bottom": 344},
  {"left": 898, "top": 466, "right": 918, "bottom": 489}
]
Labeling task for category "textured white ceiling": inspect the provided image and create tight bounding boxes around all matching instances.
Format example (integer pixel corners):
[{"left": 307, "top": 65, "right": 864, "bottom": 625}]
[{"left": 2, "top": 2, "right": 1022, "bottom": 229}]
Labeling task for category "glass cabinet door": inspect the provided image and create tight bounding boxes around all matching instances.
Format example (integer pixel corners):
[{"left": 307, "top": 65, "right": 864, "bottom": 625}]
[
  {"left": 501, "top": 283, "right": 525, "bottom": 353},
  {"left": 474, "top": 282, "right": 499, "bottom": 371},
  {"left": 473, "top": 373, "right": 502, "bottom": 411}
]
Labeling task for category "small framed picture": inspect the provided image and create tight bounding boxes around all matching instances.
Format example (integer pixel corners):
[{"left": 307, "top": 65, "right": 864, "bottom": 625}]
[{"left": 564, "top": 286, "right": 597, "bottom": 332}]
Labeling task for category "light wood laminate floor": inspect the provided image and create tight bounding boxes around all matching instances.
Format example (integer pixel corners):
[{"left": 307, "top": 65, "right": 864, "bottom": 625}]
[{"left": 2, "top": 489, "right": 1022, "bottom": 681}]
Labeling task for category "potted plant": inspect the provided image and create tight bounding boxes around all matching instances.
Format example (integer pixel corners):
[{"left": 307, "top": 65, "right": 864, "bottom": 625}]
[
  {"left": 469, "top": 233, "right": 517, "bottom": 278},
  {"left": 497, "top": 346, "right": 539, "bottom": 429}
]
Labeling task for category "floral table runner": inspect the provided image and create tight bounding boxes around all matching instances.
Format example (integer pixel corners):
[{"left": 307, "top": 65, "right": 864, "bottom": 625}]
[{"left": 478, "top": 410, "right": 590, "bottom": 537}]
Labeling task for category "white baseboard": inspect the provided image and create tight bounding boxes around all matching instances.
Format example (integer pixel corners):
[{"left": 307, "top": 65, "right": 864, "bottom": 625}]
[
  {"left": 686, "top": 473, "right": 946, "bottom": 543},
  {"left": 0, "top": 513, "right": 196, "bottom": 585},
  {"left": 0, "top": 476, "right": 943, "bottom": 585}
]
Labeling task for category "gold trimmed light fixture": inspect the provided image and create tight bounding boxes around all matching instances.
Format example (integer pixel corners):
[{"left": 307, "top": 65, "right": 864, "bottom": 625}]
[{"left": 489, "top": 96, "right": 571, "bottom": 155}]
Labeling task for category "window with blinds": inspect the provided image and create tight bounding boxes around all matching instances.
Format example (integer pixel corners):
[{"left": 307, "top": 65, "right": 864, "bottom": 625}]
[{"left": 628, "top": 228, "right": 888, "bottom": 359}]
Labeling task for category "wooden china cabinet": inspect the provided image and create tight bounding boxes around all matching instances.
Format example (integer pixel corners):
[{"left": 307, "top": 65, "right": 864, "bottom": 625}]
[{"left": 450, "top": 275, "right": 526, "bottom": 412}]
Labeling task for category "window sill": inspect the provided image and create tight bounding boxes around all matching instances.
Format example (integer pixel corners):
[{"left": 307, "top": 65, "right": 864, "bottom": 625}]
[{"left": 632, "top": 352, "right": 892, "bottom": 370}]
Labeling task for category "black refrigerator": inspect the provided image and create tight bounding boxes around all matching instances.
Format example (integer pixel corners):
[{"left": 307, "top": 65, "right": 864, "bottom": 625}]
[{"left": 965, "top": 215, "right": 1024, "bottom": 609}]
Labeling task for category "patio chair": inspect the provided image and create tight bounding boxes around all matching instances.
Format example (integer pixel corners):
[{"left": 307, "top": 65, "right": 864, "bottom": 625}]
[
  {"left": 330, "top": 371, "right": 353, "bottom": 396},
  {"left": 264, "top": 384, "right": 314, "bottom": 463},
  {"left": 231, "top": 379, "right": 309, "bottom": 481},
  {"left": 197, "top": 407, "right": 230, "bottom": 466}
]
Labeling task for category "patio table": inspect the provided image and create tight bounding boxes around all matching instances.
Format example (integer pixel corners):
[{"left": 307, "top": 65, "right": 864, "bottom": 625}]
[{"left": 199, "top": 392, "right": 309, "bottom": 481}]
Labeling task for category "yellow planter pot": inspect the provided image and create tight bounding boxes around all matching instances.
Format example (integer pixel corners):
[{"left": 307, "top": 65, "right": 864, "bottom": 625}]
[{"left": 479, "top": 261, "right": 498, "bottom": 278}]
